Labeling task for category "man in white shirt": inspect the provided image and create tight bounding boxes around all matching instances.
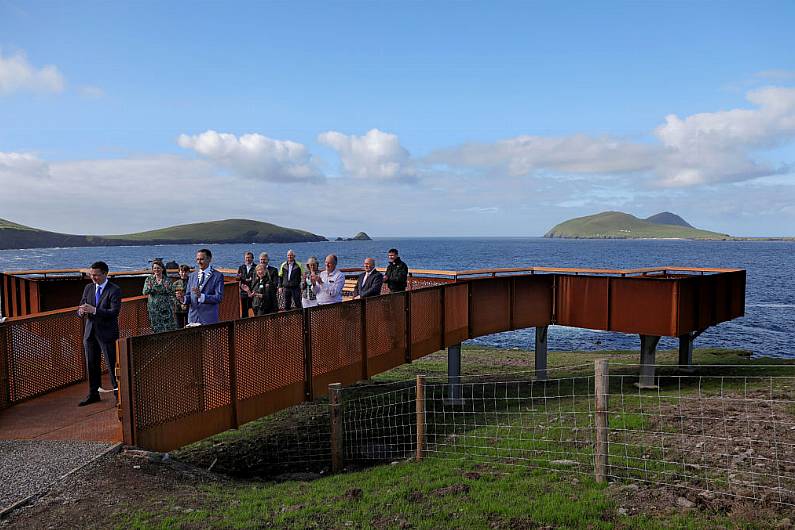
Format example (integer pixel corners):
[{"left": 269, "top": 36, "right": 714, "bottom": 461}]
[{"left": 311, "top": 254, "right": 344, "bottom": 305}]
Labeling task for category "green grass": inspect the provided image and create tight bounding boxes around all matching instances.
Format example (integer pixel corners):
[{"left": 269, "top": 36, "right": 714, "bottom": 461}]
[{"left": 121, "top": 347, "right": 795, "bottom": 529}]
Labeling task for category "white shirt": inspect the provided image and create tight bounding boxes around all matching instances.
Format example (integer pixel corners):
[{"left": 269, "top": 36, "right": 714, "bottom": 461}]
[
  {"left": 314, "top": 268, "right": 344, "bottom": 305},
  {"left": 197, "top": 266, "right": 213, "bottom": 303}
]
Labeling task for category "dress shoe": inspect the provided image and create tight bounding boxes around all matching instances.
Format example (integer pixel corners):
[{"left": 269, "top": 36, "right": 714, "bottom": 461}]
[{"left": 78, "top": 394, "right": 101, "bottom": 406}]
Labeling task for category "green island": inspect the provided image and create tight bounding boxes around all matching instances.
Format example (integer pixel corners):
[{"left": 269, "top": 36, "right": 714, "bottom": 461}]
[
  {"left": 0, "top": 218, "right": 327, "bottom": 250},
  {"left": 544, "top": 211, "right": 731, "bottom": 239}
]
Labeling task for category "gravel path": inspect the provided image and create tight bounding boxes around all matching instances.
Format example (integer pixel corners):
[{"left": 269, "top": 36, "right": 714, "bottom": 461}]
[{"left": 0, "top": 441, "right": 113, "bottom": 510}]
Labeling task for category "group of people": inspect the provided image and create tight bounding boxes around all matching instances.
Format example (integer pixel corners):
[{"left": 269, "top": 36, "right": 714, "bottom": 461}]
[
  {"left": 235, "top": 248, "right": 409, "bottom": 317},
  {"left": 74, "top": 248, "right": 410, "bottom": 407}
]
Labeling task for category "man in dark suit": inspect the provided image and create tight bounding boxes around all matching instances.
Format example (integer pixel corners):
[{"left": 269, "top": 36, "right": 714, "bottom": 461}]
[
  {"left": 77, "top": 261, "right": 122, "bottom": 406},
  {"left": 353, "top": 257, "right": 384, "bottom": 299},
  {"left": 278, "top": 249, "right": 303, "bottom": 310},
  {"left": 236, "top": 251, "right": 256, "bottom": 318}
]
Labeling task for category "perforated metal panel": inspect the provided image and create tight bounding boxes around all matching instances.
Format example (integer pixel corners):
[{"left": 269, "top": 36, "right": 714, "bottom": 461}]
[
  {"left": 410, "top": 288, "right": 442, "bottom": 359},
  {"left": 0, "top": 325, "right": 10, "bottom": 409},
  {"left": 310, "top": 302, "right": 363, "bottom": 394},
  {"left": 118, "top": 298, "right": 152, "bottom": 338},
  {"left": 132, "top": 324, "right": 231, "bottom": 432},
  {"left": 365, "top": 294, "right": 406, "bottom": 376},
  {"left": 234, "top": 312, "right": 305, "bottom": 424},
  {"left": 6, "top": 311, "right": 84, "bottom": 402},
  {"left": 219, "top": 281, "right": 240, "bottom": 321}
]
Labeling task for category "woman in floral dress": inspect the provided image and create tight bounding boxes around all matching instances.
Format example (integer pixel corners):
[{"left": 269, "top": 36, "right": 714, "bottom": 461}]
[{"left": 143, "top": 259, "right": 177, "bottom": 333}]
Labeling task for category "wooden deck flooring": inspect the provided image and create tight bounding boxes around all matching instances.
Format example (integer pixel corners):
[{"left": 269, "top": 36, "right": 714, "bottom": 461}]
[{"left": 0, "top": 375, "right": 122, "bottom": 443}]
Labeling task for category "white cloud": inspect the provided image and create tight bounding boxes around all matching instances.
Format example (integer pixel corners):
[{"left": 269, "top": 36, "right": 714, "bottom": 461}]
[
  {"left": 653, "top": 86, "right": 795, "bottom": 186},
  {"left": 318, "top": 128, "right": 417, "bottom": 181},
  {"left": 428, "top": 86, "right": 795, "bottom": 188},
  {"left": 427, "top": 134, "right": 655, "bottom": 177},
  {"left": 0, "top": 50, "right": 65, "bottom": 94},
  {"left": 178, "top": 130, "right": 323, "bottom": 183},
  {"left": 0, "top": 152, "right": 50, "bottom": 180}
]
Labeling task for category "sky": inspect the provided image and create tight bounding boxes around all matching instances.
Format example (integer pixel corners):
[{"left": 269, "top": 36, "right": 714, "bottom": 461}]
[{"left": 1, "top": 1, "right": 795, "bottom": 238}]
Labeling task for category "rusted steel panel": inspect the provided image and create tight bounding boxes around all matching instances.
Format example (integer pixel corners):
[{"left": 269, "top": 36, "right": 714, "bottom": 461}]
[
  {"left": 676, "top": 277, "right": 698, "bottom": 336},
  {"left": 556, "top": 275, "right": 610, "bottom": 330},
  {"left": 443, "top": 283, "right": 469, "bottom": 346},
  {"left": 131, "top": 323, "right": 234, "bottom": 451},
  {"left": 0, "top": 325, "right": 9, "bottom": 410},
  {"left": 410, "top": 288, "right": 442, "bottom": 359},
  {"left": 310, "top": 301, "right": 363, "bottom": 396},
  {"left": 234, "top": 311, "right": 305, "bottom": 424},
  {"left": 511, "top": 275, "right": 554, "bottom": 329},
  {"left": 470, "top": 278, "right": 511, "bottom": 338},
  {"left": 4, "top": 310, "right": 85, "bottom": 403},
  {"left": 609, "top": 278, "right": 678, "bottom": 336},
  {"left": 728, "top": 270, "right": 746, "bottom": 320},
  {"left": 117, "top": 338, "right": 136, "bottom": 446},
  {"left": 366, "top": 294, "right": 406, "bottom": 377},
  {"left": 696, "top": 275, "right": 717, "bottom": 330},
  {"left": 219, "top": 281, "right": 240, "bottom": 321}
]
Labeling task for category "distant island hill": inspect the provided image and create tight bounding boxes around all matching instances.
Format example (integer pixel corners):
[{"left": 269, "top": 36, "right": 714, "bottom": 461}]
[
  {"left": 0, "top": 218, "right": 332, "bottom": 251},
  {"left": 544, "top": 211, "right": 734, "bottom": 240}
]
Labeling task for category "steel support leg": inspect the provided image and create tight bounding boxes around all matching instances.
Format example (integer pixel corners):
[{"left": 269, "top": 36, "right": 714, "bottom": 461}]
[
  {"left": 637, "top": 334, "right": 660, "bottom": 389},
  {"left": 678, "top": 334, "right": 694, "bottom": 372},
  {"left": 535, "top": 326, "right": 548, "bottom": 381},
  {"left": 446, "top": 343, "right": 464, "bottom": 405}
]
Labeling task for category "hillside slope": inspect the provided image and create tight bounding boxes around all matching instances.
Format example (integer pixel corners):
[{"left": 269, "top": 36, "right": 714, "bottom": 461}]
[
  {"left": 544, "top": 211, "right": 730, "bottom": 239},
  {"left": 0, "top": 218, "right": 327, "bottom": 250}
]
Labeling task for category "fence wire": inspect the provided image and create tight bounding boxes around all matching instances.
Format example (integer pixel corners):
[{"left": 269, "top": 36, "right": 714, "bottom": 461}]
[{"left": 336, "top": 365, "right": 795, "bottom": 507}]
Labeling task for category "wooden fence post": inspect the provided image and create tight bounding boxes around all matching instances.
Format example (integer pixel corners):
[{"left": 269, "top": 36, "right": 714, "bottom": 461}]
[
  {"left": 329, "top": 383, "right": 343, "bottom": 472},
  {"left": 416, "top": 374, "right": 426, "bottom": 461},
  {"left": 594, "top": 359, "right": 609, "bottom": 483}
]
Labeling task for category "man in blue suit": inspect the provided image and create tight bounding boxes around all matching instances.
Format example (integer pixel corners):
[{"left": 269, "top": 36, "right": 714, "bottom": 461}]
[{"left": 181, "top": 248, "right": 224, "bottom": 325}]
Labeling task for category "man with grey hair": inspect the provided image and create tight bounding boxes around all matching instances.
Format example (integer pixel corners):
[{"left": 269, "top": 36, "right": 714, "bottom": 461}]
[
  {"left": 353, "top": 257, "right": 383, "bottom": 299},
  {"left": 278, "top": 249, "right": 303, "bottom": 310},
  {"left": 311, "top": 254, "right": 344, "bottom": 305}
]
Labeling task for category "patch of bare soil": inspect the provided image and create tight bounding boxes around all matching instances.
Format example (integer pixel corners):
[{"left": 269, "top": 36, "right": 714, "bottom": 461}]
[
  {"left": 607, "top": 388, "right": 795, "bottom": 522},
  {"left": 0, "top": 450, "right": 228, "bottom": 529}
]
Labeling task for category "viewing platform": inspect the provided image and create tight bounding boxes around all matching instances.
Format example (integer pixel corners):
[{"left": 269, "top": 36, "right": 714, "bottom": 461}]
[{"left": 0, "top": 265, "right": 746, "bottom": 452}]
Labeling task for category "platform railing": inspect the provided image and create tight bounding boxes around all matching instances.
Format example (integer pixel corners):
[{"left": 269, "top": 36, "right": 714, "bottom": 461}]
[{"left": 116, "top": 269, "right": 745, "bottom": 452}]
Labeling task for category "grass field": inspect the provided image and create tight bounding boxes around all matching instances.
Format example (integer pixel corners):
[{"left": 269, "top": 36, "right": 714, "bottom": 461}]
[{"left": 117, "top": 346, "right": 795, "bottom": 529}]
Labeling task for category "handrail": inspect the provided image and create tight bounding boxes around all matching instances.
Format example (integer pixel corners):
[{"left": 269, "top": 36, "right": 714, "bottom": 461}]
[{"left": 4, "top": 264, "right": 743, "bottom": 279}]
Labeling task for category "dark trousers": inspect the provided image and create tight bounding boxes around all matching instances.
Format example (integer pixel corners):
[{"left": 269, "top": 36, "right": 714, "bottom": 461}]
[
  {"left": 240, "top": 296, "right": 252, "bottom": 318},
  {"left": 84, "top": 331, "right": 118, "bottom": 396},
  {"left": 176, "top": 311, "right": 188, "bottom": 329},
  {"left": 283, "top": 287, "right": 302, "bottom": 310}
]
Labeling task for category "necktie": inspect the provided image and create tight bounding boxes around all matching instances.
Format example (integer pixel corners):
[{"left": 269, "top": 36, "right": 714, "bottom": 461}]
[
  {"left": 95, "top": 285, "right": 102, "bottom": 306},
  {"left": 199, "top": 270, "right": 205, "bottom": 289}
]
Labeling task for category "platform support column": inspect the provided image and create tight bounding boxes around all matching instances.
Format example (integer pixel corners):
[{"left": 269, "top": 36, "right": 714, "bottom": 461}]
[
  {"left": 637, "top": 334, "right": 660, "bottom": 389},
  {"left": 446, "top": 343, "right": 464, "bottom": 405},
  {"left": 678, "top": 334, "right": 694, "bottom": 371},
  {"left": 535, "top": 326, "right": 548, "bottom": 381}
]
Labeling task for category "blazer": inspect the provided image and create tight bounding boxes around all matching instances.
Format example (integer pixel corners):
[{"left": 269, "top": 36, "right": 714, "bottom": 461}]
[
  {"left": 183, "top": 267, "right": 225, "bottom": 325},
  {"left": 278, "top": 261, "right": 304, "bottom": 289},
  {"left": 80, "top": 281, "right": 122, "bottom": 343},
  {"left": 353, "top": 270, "right": 384, "bottom": 298},
  {"left": 237, "top": 263, "right": 256, "bottom": 298}
]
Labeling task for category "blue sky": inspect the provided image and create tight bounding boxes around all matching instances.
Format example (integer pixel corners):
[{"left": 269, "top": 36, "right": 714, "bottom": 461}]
[{"left": 1, "top": 0, "right": 795, "bottom": 237}]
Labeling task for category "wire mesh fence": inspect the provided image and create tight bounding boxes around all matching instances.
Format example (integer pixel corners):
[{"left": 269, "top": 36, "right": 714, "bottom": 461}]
[
  {"left": 334, "top": 363, "right": 795, "bottom": 507},
  {"left": 605, "top": 367, "right": 795, "bottom": 506}
]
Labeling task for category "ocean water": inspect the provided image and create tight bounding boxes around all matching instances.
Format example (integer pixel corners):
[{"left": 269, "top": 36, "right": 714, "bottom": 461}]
[{"left": 1, "top": 238, "right": 793, "bottom": 358}]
